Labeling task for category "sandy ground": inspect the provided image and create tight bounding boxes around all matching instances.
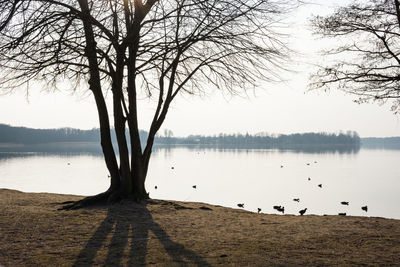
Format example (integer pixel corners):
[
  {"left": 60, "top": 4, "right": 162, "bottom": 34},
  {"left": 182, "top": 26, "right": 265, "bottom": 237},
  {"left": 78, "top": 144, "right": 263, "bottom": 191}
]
[{"left": 0, "top": 188, "right": 399, "bottom": 266}]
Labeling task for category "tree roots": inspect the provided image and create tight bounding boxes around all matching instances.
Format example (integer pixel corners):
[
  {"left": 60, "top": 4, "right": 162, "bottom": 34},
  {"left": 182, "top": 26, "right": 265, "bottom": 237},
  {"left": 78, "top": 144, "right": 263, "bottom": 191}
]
[{"left": 58, "top": 190, "right": 149, "bottom": 210}]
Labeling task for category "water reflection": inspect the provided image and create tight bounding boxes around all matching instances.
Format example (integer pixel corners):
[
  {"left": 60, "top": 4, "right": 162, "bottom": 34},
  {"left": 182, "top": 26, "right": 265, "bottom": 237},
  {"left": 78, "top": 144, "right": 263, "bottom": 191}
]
[
  {"left": 361, "top": 143, "right": 400, "bottom": 150},
  {"left": 152, "top": 143, "right": 361, "bottom": 157},
  {"left": 0, "top": 142, "right": 361, "bottom": 155},
  {"left": 0, "top": 142, "right": 104, "bottom": 155},
  {"left": 0, "top": 151, "right": 103, "bottom": 161}
]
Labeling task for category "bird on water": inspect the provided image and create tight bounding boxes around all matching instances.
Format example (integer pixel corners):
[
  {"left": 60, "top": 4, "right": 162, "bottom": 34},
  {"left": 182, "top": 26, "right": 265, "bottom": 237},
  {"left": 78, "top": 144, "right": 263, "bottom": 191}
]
[
  {"left": 341, "top": 201, "right": 349, "bottom": 205},
  {"left": 318, "top": 184, "right": 322, "bottom": 188},
  {"left": 293, "top": 198, "right": 300, "bottom": 202},
  {"left": 361, "top": 206, "right": 368, "bottom": 212},
  {"left": 192, "top": 185, "right": 197, "bottom": 189}
]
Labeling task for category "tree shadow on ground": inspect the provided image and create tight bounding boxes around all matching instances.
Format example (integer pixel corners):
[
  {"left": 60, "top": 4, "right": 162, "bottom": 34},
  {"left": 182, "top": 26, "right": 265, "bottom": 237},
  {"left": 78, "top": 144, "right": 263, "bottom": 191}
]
[{"left": 73, "top": 202, "right": 211, "bottom": 266}]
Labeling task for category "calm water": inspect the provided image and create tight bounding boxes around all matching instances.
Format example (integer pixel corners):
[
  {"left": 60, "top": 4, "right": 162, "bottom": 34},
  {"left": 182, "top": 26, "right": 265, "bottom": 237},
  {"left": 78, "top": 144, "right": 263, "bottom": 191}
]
[{"left": 0, "top": 146, "right": 399, "bottom": 219}]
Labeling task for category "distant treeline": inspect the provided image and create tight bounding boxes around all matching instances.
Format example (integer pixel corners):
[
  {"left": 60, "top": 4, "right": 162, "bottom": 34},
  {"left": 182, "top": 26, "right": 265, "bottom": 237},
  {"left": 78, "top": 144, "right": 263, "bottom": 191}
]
[
  {"left": 361, "top": 137, "right": 400, "bottom": 149},
  {"left": 156, "top": 132, "right": 361, "bottom": 146},
  {"left": 0, "top": 124, "right": 147, "bottom": 145},
  {"left": 0, "top": 124, "right": 361, "bottom": 147}
]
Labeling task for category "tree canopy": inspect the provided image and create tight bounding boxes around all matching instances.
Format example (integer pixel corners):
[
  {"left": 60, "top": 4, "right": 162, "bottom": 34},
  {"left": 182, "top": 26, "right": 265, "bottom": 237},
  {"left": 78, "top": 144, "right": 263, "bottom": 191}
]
[
  {"left": 0, "top": 0, "right": 291, "bottom": 93},
  {"left": 0, "top": 0, "right": 294, "bottom": 204},
  {"left": 310, "top": 0, "right": 400, "bottom": 113}
]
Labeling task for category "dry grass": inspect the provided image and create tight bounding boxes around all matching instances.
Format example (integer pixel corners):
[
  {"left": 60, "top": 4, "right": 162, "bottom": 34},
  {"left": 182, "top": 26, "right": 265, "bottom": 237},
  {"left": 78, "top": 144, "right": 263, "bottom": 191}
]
[{"left": 0, "top": 188, "right": 399, "bottom": 266}]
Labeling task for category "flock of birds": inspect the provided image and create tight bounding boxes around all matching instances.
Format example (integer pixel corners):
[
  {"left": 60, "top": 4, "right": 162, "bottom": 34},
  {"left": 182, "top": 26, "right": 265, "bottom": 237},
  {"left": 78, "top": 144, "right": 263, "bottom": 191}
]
[
  {"left": 237, "top": 161, "right": 369, "bottom": 216},
  {"left": 151, "top": 160, "right": 369, "bottom": 217},
  {"left": 237, "top": 203, "right": 368, "bottom": 216}
]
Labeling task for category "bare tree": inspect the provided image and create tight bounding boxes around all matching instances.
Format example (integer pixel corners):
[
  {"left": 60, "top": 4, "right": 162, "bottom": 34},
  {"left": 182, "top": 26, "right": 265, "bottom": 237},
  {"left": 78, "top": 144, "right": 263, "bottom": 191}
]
[
  {"left": 0, "top": 0, "right": 292, "bottom": 207},
  {"left": 310, "top": 0, "right": 400, "bottom": 113}
]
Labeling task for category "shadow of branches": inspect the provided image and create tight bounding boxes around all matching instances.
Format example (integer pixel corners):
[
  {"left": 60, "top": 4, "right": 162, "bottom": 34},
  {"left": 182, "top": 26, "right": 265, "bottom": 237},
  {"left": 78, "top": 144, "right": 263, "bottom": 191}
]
[{"left": 73, "top": 202, "right": 211, "bottom": 266}]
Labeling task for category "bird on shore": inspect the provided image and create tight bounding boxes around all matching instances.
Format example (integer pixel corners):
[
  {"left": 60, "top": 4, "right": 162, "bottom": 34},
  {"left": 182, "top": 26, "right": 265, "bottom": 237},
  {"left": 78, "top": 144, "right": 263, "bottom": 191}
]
[
  {"left": 338, "top": 212, "right": 346, "bottom": 216},
  {"left": 318, "top": 184, "right": 322, "bottom": 188},
  {"left": 293, "top": 198, "right": 300, "bottom": 202},
  {"left": 257, "top": 208, "right": 261, "bottom": 213},
  {"left": 237, "top": 203, "right": 244, "bottom": 208},
  {"left": 341, "top": 201, "right": 349, "bottom": 205},
  {"left": 299, "top": 208, "right": 307, "bottom": 216},
  {"left": 192, "top": 185, "right": 197, "bottom": 189},
  {"left": 274, "top": 206, "right": 284, "bottom": 214},
  {"left": 361, "top": 206, "right": 368, "bottom": 212}
]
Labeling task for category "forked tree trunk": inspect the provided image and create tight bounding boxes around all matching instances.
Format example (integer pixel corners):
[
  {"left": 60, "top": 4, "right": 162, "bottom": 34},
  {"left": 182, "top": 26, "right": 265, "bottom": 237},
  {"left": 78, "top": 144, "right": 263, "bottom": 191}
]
[
  {"left": 67, "top": 0, "right": 159, "bottom": 208},
  {"left": 77, "top": 0, "right": 150, "bottom": 205}
]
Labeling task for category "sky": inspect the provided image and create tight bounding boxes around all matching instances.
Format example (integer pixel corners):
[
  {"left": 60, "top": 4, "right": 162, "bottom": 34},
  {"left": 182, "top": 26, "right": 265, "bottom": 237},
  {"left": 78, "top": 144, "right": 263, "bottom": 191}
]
[{"left": 0, "top": 0, "right": 399, "bottom": 138}]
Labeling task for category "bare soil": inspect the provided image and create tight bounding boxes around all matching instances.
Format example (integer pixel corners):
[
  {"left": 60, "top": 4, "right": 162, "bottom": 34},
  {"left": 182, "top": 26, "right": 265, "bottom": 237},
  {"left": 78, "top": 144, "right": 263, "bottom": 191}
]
[{"left": 0, "top": 188, "right": 399, "bottom": 266}]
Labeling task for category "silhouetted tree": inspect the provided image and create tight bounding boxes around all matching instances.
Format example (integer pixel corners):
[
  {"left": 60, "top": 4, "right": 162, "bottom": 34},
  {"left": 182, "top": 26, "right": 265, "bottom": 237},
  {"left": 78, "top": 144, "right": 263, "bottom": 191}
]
[
  {"left": 310, "top": 0, "right": 400, "bottom": 113},
  {"left": 0, "top": 0, "right": 17, "bottom": 31},
  {"left": 0, "top": 0, "right": 293, "bottom": 206}
]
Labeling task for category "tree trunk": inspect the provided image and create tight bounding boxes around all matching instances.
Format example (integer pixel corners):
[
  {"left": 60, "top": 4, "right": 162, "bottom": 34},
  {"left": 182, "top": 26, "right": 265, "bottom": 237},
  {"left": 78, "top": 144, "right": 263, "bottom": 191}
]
[
  {"left": 78, "top": 0, "right": 120, "bottom": 192},
  {"left": 131, "top": 163, "right": 148, "bottom": 200},
  {"left": 69, "top": 0, "right": 152, "bottom": 206},
  {"left": 111, "top": 52, "right": 132, "bottom": 196},
  {"left": 125, "top": 16, "right": 149, "bottom": 200},
  {"left": 60, "top": 0, "right": 125, "bottom": 209}
]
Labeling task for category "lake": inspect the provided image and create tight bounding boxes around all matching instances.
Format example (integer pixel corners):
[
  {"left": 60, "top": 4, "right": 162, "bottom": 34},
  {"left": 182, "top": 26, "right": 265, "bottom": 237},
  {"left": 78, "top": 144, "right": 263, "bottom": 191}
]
[{"left": 0, "top": 145, "right": 399, "bottom": 219}]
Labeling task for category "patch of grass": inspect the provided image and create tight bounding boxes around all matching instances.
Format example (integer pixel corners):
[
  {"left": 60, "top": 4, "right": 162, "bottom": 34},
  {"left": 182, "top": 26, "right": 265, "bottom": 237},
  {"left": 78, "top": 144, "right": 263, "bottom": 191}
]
[{"left": 0, "top": 189, "right": 400, "bottom": 266}]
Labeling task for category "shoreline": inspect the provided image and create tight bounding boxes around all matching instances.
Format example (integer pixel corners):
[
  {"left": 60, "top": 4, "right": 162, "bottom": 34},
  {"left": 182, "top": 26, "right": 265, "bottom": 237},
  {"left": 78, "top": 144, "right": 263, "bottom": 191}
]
[
  {"left": 1, "top": 188, "right": 400, "bottom": 265},
  {"left": 1, "top": 188, "right": 398, "bottom": 220}
]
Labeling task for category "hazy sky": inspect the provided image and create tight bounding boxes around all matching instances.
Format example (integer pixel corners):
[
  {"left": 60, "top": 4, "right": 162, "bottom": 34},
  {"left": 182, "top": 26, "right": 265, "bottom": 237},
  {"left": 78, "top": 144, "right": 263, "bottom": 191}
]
[{"left": 0, "top": 0, "right": 399, "bottom": 137}]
